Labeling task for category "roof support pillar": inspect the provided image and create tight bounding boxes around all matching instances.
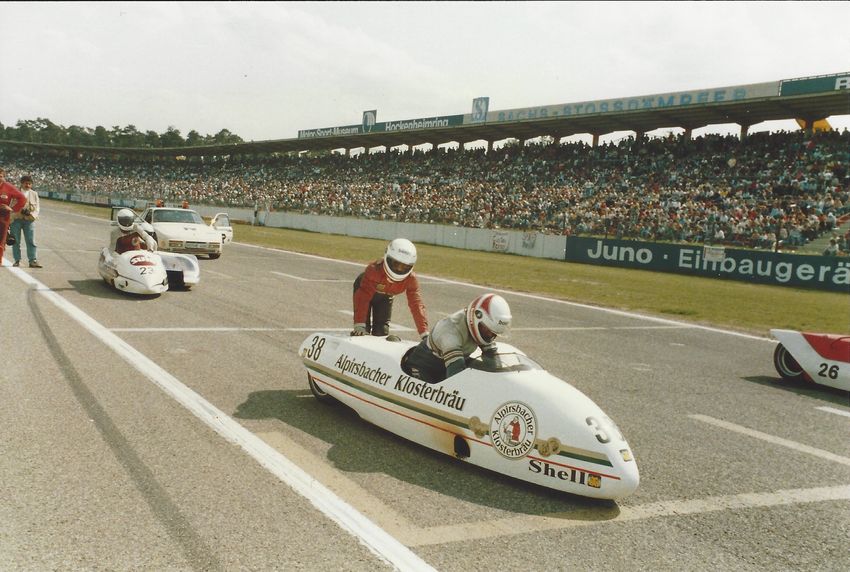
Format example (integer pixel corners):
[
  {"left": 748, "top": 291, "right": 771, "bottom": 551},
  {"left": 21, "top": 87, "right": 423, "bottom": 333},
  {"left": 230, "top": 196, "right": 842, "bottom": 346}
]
[{"left": 797, "top": 118, "right": 815, "bottom": 137}]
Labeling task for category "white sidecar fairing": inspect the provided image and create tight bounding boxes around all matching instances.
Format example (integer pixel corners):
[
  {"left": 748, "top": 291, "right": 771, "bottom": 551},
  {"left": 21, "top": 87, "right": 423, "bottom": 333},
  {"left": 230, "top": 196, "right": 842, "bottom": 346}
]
[
  {"left": 299, "top": 333, "right": 639, "bottom": 500},
  {"left": 98, "top": 248, "right": 169, "bottom": 295},
  {"left": 159, "top": 251, "right": 200, "bottom": 289},
  {"left": 771, "top": 329, "right": 850, "bottom": 391}
]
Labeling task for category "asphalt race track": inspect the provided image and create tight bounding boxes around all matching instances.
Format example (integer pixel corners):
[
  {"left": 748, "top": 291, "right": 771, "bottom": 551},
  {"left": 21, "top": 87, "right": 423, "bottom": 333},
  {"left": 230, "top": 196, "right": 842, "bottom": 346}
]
[{"left": 2, "top": 206, "right": 849, "bottom": 571}]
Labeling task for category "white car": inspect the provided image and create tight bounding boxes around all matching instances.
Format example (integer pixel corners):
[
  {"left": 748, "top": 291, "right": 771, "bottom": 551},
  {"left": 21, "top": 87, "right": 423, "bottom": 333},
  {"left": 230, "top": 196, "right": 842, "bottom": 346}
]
[{"left": 140, "top": 207, "right": 223, "bottom": 259}]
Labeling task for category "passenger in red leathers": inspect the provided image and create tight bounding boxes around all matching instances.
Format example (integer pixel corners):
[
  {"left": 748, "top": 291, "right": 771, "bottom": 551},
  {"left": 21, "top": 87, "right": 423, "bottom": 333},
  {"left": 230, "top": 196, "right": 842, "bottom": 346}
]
[
  {"left": 0, "top": 167, "right": 28, "bottom": 264},
  {"left": 352, "top": 238, "right": 429, "bottom": 339}
]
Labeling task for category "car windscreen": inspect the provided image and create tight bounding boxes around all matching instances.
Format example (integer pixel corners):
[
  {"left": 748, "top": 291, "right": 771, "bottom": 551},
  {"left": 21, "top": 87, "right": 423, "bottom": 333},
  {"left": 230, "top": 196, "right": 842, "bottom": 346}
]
[
  {"left": 154, "top": 210, "right": 204, "bottom": 224},
  {"left": 466, "top": 351, "right": 543, "bottom": 373}
]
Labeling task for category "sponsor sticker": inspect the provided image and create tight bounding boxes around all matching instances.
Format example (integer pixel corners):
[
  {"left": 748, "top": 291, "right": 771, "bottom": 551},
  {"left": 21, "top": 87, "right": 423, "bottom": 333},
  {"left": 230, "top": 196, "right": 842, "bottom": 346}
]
[
  {"left": 129, "top": 255, "right": 155, "bottom": 266},
  {"left": 490, "top": 402, "right": 537, "bottom": 459},
  {"left": 528, "top": 459, "right": 603, "bottom": 488}
]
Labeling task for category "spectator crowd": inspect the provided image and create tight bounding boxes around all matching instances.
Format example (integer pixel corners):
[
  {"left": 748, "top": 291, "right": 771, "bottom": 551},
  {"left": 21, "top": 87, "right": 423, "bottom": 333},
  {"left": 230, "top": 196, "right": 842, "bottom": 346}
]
[{"left": 2, "top": 129, "right": 848, "bottom": 252}]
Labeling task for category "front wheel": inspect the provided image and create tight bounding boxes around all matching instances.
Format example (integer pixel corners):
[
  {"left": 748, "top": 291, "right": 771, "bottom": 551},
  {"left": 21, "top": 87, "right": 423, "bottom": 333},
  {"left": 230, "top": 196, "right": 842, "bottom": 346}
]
[
  {"left": 308, "top": 374, "right": 336, "bottom": 404},
  {"left": 773, "top": 343, "right": 804, "bottom": 381},
  {"left": 208, "top": 253, "right": 221, "bottom": 260}
]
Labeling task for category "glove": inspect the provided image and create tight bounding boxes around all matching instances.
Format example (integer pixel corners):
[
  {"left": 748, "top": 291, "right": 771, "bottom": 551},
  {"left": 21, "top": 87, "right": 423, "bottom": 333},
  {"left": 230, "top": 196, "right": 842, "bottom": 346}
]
[
  {"left": 351, "top": 324, "right": 368, "bottom": 336},
  {"left": 482, "top": 349, "right": 498, "bottom": 369}
]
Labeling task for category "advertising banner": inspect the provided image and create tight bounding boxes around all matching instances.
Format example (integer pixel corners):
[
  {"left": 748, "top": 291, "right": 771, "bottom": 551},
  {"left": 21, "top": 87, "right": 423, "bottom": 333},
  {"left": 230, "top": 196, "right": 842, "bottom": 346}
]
[
  {"left": 362, "top": 110, "right": 378, "bottom": 133},
  {"left": 780, "top": 73, "right": 850, "bottom": 96},
  {"left": 470, "top": 97, "right": 490, "bottom": 123},
  {"left": 492, "top": 231, "right": 509, "bottom": 252},
  {"left": 565, "top": 237, "right": 849, "bottom": 293},
  {"left": 299, "top": 114, "right": 464, "bottom": 139},
  {"left": 465, "top": 81, "right": 780, "bottom": 124}
]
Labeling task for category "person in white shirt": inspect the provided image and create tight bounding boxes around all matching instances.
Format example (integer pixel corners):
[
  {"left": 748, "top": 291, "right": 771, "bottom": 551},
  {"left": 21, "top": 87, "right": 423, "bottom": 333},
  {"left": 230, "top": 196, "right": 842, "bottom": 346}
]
[{"left": 9, "top": 175, "right": 41, "bottom": 268}]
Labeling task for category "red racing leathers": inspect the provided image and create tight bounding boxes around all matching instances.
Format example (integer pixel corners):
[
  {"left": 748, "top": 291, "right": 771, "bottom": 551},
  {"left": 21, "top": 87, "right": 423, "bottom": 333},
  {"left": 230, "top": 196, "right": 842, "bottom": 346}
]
[
  {"left": 353, "top": 260, "right": 429, "bottom": 336},
  {"left": 0, "top": 181, "right": 27, "bottom": 262}
]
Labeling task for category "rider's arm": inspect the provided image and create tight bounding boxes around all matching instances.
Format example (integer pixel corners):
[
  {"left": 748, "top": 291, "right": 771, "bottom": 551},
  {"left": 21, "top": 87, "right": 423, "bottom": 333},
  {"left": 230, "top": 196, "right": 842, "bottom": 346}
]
[
  {"left": 2, "top": 184, "right": 27, "bottom": 213},
  {"left": 403, "top": 273, "right": 429, "bottom": 337},
  {"left": 431, "top": 322, "right": 466, "bottom": 378},
  {"left": 445, "top": 356, "right": 466, "bottom": 377},
  {"left": 136, "top": 225, "right": 157, "bottom": 251}
]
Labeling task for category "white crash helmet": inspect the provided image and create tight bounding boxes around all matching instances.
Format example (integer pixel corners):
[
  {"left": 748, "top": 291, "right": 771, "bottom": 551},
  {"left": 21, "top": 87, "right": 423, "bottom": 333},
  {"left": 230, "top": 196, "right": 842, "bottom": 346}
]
[
  {"left": 116, "top": 209, "right": 136, "bottom": 232},
  {"left": 383, "top": 238, "right": 417, "bottom": 281},
  {"left": 466, "top": 293, "right": 512, "bottom": 345}
]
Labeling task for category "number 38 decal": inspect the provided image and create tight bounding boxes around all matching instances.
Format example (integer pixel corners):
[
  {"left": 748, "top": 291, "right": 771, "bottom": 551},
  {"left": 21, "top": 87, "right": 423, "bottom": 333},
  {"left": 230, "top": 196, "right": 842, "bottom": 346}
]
[{"left": 304, "top": 336, "right": 326, "bottom": 360}]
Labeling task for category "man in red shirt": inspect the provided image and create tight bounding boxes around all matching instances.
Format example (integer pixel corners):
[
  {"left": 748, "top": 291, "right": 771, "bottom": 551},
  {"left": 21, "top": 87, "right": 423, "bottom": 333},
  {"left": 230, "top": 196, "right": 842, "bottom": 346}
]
[
  {"left": 0, "top": 167, "right": 28, "bottom": 264},
  {"left": 352, "top": 238, "right": 429, "bottom": 339}
]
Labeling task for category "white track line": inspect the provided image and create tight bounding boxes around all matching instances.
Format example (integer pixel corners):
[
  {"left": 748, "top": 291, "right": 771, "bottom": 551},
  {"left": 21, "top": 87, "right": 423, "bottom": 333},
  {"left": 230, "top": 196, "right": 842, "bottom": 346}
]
[
  {"left": 407, "top": 484, "right": 850, "bottom": 546},
  {"left": 816, "top": 406, "right": 850, "bottom": 419},
  {"left": 6, "top": 267, "right": 435, "bottom": 572},
  {"left": 511, "top": 326, "right": 692, "bottom": 331},
  {"left": 111, "top": 327, "right": 353, "bottom": 332},
  {"left": 271, "top": 271, "right": 349, "bottom": 282},
  {"left": 690, "top": 414, "right": 850, "bottom": 467},
  {"left": 111, "top": 327, "right": 286, "bottom": 332}
]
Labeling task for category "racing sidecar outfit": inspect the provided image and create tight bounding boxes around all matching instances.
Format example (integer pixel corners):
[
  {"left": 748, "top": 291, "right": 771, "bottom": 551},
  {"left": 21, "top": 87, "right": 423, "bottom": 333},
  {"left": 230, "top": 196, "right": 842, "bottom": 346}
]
[
  {"left": 353, "top": 260, "right": 429, "bottom": 336},
  {"left": 405, "top": 308, "right": 497, "bottom": 383}
]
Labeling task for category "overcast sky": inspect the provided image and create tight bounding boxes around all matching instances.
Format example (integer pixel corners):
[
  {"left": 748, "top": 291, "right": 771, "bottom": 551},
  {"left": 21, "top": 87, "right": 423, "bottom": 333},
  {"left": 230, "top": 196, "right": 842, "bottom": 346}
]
[{"left": 2, "top": 1, "right": 849, "bottom": 143}]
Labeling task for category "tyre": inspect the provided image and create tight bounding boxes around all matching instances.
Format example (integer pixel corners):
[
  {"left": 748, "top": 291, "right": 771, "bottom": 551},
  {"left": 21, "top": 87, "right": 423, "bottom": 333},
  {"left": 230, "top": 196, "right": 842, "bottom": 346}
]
[
  {"left": 773, "top": 343, "right": 804, "bottom": 381},
  {"left": 308, "top": 374, "right": 336, "bottom": 404},
  {"left": 208, "top": 253, "right": 221, "bottom": 260}
]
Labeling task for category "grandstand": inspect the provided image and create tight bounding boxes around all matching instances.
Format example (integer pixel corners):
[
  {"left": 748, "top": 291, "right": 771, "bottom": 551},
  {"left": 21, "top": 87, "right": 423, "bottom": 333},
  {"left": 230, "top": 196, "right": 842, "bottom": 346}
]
[
  {"left": 1, "top": 72, "right": 848, "bottom": 261},
  {"left": 2, "top": 72, "right": 848, "bottom": 156}
]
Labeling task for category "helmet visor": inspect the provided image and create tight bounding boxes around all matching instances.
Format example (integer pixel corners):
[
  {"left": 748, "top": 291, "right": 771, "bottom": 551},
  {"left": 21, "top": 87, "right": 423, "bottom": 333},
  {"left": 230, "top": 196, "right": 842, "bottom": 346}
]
[
  {"left": 478, "top": 322, "right": 496, "bottom": 343},
  {"left": 387, "top": 257, "right": 413, "bottom": 277}
]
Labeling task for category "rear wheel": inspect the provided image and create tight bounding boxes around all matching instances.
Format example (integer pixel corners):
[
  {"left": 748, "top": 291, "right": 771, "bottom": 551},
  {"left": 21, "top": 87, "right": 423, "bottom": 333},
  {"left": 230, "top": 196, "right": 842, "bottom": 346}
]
[
  {"left": 773, "top": 343, "right": 804, "bottom": 381},
  {"left": 308, "top": 374, "right": 336, "bottom": 404},
  {"left": 208, "top": 253, "right": 221, "bottom": 260}
]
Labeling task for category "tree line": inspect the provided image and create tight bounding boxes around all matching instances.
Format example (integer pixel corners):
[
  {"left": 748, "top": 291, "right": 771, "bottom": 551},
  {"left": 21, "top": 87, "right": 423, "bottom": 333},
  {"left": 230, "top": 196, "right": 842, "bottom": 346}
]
[{"left": 0, "top": 118, "right": 244, "bottom": 148}]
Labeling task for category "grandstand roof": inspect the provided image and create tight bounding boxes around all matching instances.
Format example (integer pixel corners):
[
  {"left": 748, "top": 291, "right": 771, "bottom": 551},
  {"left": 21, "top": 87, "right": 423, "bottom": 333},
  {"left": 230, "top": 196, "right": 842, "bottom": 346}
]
[{"left": 3, "top": 84, "right": 848, "bottom": 158}]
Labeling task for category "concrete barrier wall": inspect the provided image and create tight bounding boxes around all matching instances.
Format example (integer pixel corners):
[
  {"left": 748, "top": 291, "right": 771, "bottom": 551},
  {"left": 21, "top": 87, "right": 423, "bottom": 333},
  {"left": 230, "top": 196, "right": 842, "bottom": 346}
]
[
  {"left": 262, "top": 210, "right": 567, "bottom": 260},
  {"left": 45, "top": 191, "right": 567, "bottom": 260}
]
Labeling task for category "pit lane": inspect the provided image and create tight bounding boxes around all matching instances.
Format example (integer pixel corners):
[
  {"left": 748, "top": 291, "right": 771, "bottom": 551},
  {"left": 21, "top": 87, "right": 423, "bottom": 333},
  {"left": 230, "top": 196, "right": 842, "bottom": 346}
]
[{"left": 2, "top": 206, "right": 848, "bottom": 571}]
